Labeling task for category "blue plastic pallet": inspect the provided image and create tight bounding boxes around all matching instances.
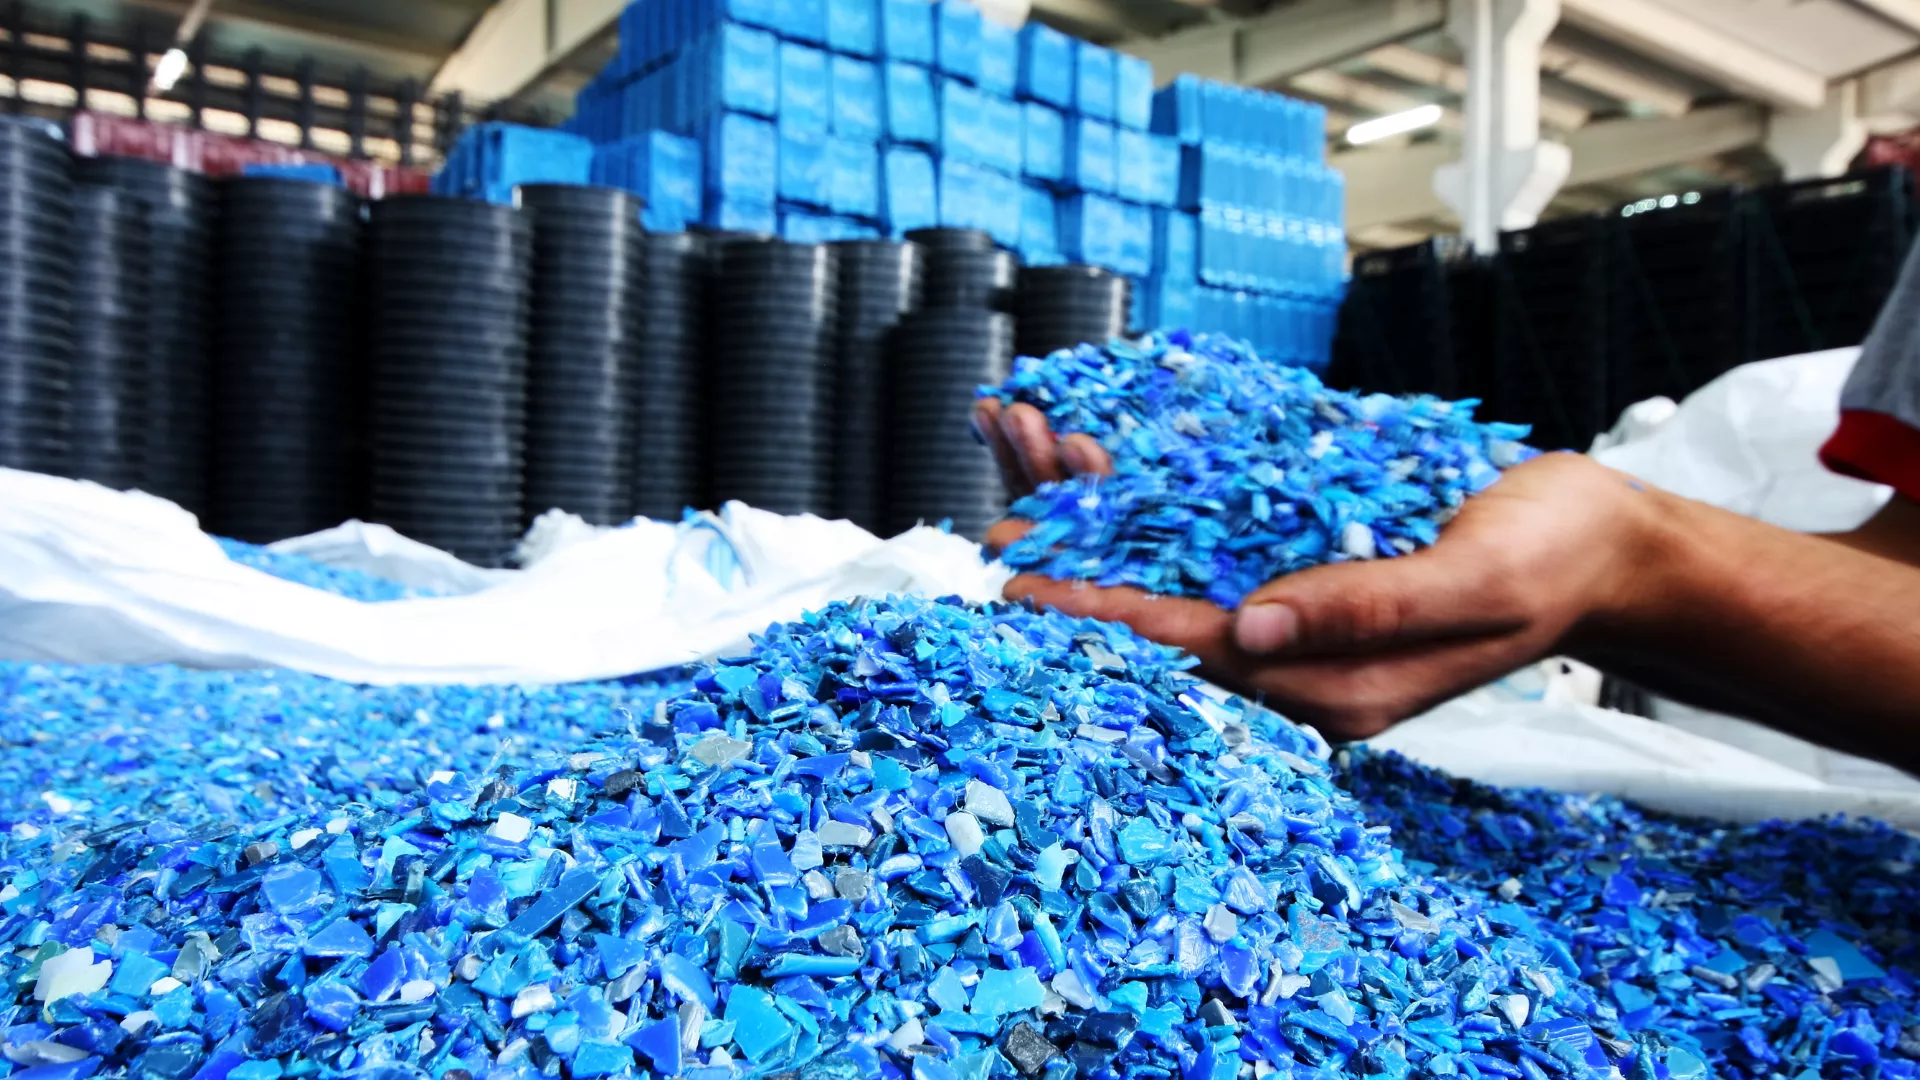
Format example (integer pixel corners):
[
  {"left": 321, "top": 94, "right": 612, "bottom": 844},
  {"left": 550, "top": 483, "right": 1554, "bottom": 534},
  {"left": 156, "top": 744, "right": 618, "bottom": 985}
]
[
  {"left": 827, "top": 137, "right": 880, "bottom": 217},
  {"left": 1064, "top": 117, "right": 1115, "bottom": 194},
  {"left": 978, "top": 19, "right": 1017, "bottom": 95},
  {"left": 1151, "top": 207, "right": 1196, "bottom": 278},
  {"left": 591, "top": 130, "right": 703, "bottom": 231},
  {"left": 1020, "top": 183, "right": 1059, "bottom": 264},
  {"left": 706, "top": 196, "right": 778, "bottom": 232},
  {"left": 882, "top": 145, "right": 938, "bottom": 233},
  {"left": 1075, "top": 40, "right": 1115, "bottom": 121},
  {"left": 779, "top": 127, "right": 832, "bottom": 207},
  {"left": 435, "top": 123, "right": 593, "bottom": 205},
  {"left": 704, "top": 111, "right": 779, "bottom": 204},
  {"left": 1115, "top": 52, "right": 1153, "bottom": 131}
]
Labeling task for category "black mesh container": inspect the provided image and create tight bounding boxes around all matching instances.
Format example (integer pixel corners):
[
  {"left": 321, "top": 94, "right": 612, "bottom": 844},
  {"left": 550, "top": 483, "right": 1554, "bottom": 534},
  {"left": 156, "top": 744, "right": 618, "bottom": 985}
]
[
  {"left": 366, "top": 195, "right": 533, "bottom": 567},
  {"left": 832, "top": 238, "right": 922, "bottom": 533},
  {"left": 1744, "top": 167, "right": 1915, "bottom": 362},
  {"left": 67, "top": 184, "right": 149, "bottom": 489},
  {"left": 75, "top": 155, "right": 216, "bottom": 510},
  {"left": 885, "top": 308, "right": 1012, "bottom": 539},
  {"left": 1330, "top": 237, "right": 1475, "bottom": 399},
  {"left": 1491, "top": 215, "right": 1609, "bottom": 451},
  {"left": 0, "top": 117, "right": 75, "bottom": 476},
  {"left": 519, "top": 184, "right": 646, "bottom": 527},
  {"left": 1607, "top": 191, "right": 1744, "bottom": 417},
  {"left": 709, "top": 239, "right": 839, "bottom": 516},
  {"left": 1014, "top": 264, "right": 1130, "bottom": 359},
  {"left": 208, "top": 177, "right": 366, "bottom": 542},
  {"left": 633, "top": 231, "right": 712, "bottom": 520}
]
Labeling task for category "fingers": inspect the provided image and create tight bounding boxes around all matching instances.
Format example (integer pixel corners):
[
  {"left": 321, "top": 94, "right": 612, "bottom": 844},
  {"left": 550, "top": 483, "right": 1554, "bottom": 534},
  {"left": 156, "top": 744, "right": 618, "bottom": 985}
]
[
  {"left": 1001, "top": 403, "right": 1072, "bottom": 492},
  {"left": 1004, "top": 575, "right": 1236, "bottom": 666},
  {"left": 1232, "top": 542, "right": 1525, "bottom": 659},
  {"left": 983, "top": 518, "right": 1034, "bottom": 556},
  {"left": 1059, "top": 433, "right": 1115, "bottom": 478},
  {"left": 972, "top": 399, "right": 1034, "bottom": 499}
]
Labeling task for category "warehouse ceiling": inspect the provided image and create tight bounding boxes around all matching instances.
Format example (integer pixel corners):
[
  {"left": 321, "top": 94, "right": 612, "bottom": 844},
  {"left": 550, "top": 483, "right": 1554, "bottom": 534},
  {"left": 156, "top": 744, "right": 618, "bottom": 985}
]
[{"left": 20, "top": 0, "right": 1920, "bottom": 245}]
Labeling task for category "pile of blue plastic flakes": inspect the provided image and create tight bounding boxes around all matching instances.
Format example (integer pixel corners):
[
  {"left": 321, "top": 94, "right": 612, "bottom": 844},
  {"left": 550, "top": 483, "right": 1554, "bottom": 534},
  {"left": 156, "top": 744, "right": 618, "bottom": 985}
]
[
  {"left": 5, "top": 593, "right": 1916, "bottom": 1080},
  {"left": 983, "top": 331, "right": 1536, "bottom": 607},
  {"left": 214, "top": 539, "right": 442, "bottom": 603}
]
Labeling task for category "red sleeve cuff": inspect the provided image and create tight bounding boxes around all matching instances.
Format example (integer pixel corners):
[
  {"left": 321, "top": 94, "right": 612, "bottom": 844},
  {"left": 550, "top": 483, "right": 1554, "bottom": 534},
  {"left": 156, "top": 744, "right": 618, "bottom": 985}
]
[{"left": 1821, "top": 408, "right": 1920, "bottom": 503}]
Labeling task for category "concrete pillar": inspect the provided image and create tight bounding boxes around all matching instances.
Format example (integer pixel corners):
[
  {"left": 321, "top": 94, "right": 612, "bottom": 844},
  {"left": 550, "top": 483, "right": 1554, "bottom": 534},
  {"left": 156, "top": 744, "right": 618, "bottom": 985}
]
[
  {"left": 1434, "top": 0, "right": 1569, "bottom": 253},
  {"left": 1769, "top": 80, "right": 1867, "bottom": 181}
]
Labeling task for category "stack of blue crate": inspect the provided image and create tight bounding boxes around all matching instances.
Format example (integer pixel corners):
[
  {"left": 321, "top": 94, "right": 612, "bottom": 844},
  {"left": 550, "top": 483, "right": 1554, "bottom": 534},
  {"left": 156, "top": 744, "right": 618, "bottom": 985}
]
[{"left": 1140, "top": 73, "right": 1346, "bottom": 369}]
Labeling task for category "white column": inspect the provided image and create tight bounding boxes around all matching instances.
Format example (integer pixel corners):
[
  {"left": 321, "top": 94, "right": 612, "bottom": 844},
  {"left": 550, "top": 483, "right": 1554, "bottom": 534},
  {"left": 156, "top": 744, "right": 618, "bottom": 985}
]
[
  {"left": 1768, "top": 80, "right": 1867, "bottom": 181},
  {"left": 1434, "top": 0, "right": 1568, "bottom": 253}
]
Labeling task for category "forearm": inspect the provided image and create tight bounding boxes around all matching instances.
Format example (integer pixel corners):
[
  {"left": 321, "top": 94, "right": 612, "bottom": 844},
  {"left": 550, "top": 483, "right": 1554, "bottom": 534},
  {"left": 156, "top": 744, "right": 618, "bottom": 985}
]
[{"left": 1576, "top": 487, "right": 1920, "bottom": 771}]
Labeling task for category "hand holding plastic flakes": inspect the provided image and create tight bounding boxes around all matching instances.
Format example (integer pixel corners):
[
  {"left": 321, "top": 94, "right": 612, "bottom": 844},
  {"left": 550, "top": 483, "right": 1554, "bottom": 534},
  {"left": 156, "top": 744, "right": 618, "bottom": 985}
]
[
  {"left": 5, "top": 593, "right": 1920, "bottom": 1080},
  {"left": 982, "top": 330, "right": 1536, "bottom": 607}
]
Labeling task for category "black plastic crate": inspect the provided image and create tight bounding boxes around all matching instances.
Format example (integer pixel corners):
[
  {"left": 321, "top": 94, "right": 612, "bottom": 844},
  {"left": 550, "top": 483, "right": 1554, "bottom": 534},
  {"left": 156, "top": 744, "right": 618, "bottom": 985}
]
[
  {"left": 1608, "top": 190, "right": 1743, "bottom": 416},
  {"left": 1492, "top": 214, "right": 1609, "bottom": 451},
  {"left": 1329, "top": 237, "right": 1474, "bottom": 399},
  {"left": 1744, "top": 166, "right": 1916, "bottom": 361}
]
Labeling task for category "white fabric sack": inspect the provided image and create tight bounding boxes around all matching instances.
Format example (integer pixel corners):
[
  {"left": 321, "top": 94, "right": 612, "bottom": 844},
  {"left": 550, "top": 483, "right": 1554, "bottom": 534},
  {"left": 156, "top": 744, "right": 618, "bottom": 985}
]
[
  {"left": 0, "top": 467, "right": 1005, "bottom": 685},
  {"left": 1593, "top": 348, "right": 1891, "bottom": 532}
]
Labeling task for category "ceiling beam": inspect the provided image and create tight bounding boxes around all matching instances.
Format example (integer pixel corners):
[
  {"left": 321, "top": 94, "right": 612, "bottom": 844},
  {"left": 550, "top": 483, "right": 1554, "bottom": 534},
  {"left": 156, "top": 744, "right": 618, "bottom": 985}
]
[
  {"left": 1537, "top": 40, "right": 1693, "bottom": 117},
  {"left": 1559, "top": 0, "right": 1827, "bottom": 111},
  {"left": 1341, "top": 101, "right": 1767, "bottom": 230},
  {"left": 1121, "top": 0, "right": 1445, "bottom": 88},
  {"left": 119, "top": 0, "right": 450, "bottom": 64},
  {"left": 1289, "top": 69, "right": 1462, "bottom": 134},
  {"left": 1850, "top": 0, "right": 1920, "bottom": 36},
  {"left": 1363, "top": 43, "right": 1591, "bottom": 131},
  {"left": 433, "top": 0, "right": 623, "bottom": 102}
]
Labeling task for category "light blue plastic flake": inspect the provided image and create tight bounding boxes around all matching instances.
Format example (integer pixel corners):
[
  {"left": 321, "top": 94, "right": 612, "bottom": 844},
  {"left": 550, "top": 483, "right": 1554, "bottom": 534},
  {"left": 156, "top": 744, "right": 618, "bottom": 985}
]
[
  {"left": 986, "top": 330, "right": 1538, "bottom": 607},
  {"left": 726, "top": 986, "right": 794, "bottom": 1062},
  {"left": 971, "top": 968, "right": 1044, "bottom": 1016}
]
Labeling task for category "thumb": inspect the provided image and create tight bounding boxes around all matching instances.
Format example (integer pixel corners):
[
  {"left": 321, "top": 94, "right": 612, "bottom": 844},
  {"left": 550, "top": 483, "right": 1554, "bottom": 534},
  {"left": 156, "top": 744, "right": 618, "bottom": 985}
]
[{"left": 1233, "top": 545, "right": 1523, "bottom": 658}]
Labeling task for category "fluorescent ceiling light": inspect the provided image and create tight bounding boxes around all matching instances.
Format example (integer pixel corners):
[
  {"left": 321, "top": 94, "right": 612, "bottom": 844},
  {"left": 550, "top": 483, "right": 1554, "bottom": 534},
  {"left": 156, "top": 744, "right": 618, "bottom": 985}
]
[
  {"left": 153, "top": 47, "right": 189, "bottom": 92},
  {"left": 1345, "top": 104, "right": 1443, "bottom": 146}
]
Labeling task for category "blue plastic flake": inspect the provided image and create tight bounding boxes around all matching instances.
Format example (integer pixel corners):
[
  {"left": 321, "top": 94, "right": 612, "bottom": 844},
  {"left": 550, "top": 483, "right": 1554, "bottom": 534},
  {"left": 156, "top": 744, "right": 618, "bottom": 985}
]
[
  {"left": 984, "top": 329, "right": 1537, "bottom": 606},
  {"left": 213, "top": 537, "right": 442, "bottom": 601},
  {"left": 7, "top": 594, "right": 1920, "bottom": 1080}
]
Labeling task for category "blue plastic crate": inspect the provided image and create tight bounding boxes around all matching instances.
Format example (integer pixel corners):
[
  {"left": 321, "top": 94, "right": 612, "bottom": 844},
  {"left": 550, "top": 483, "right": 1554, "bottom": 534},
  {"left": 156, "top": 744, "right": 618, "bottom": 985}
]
[
  {"left": 780, "top": 42, "right": 831, "bottom": 133},
  {"left": 981, "top": 164, "right": 1021, "bottom": 247},
  {"left": 831, "top": 56, "right": 883, "bottom": 140},
  {"left": 1075, "top": 41, "right": 1115, "bottom": 121},
  {"left": 978, "top": 18, "right": 1017, "bottom": 95},
  {"left": 939, "top": 78, "right": 985, "bottom": 163},
  {"left": 1058, "top": 192, "right": 1125, "bottom": 271},
  {"left": 591, "top": 130, "right": 703, "bottom": 231},
  {"left": 1117, "top": 199, "right": 1152, "bottom": 276},
  {"left": 1022, "top": 101, "right": 1063, "bottom": 183},
  {"left": 883, "top": 62, "right": 938, "bottom": 144},
  {"left": 438, "top": 123, "right": 593, "bottom": 204},
  {"left": 1137, "top": 274, "right": 1196, "bottom": 330},
  {"left": 245, "top": 162, "right": 342, "bottom": 186},
  {"left": 979, "top": 92, "right": 1023, "bottom": 175},
  {"left": 774, "top": 0, "right": 829, "bottom": 45},
  {"left": 935, "top": 0, "right": 981, "bottom": 83},
  {"left": 1151, "top": 74, "right": 1201, "bottom": 143},
  {"left": 1064, "top": 117, "right": 1115, "bottom": 194},
  {"left": 706, "top": 196, "right": 778, "bottom": 232},
  {"left": 827, "top": 137, "right": 880, "bottom": 217},
  {"left": 882, "top": 145, "right": 938, "bottom": 233},
  {"left": 1020, "top": 183, "right": 1059, "bottom": 263},
  {"left": 827, "top": 0, "right": 878, "bottom": 55},
  {"left": 704, "top": 111, "right": 779, "bottom": 204},
  {"left": 1115, "top": 127, "right": 1152, "bottom": 204},
  {"left": 1143, "top": 133, "right": 1180, "bottom": 206},
  {"left": 881, "top": 0, "right": 934, "bottom": 63},
  {"left": 1151, "top": 208, "right": 1197, "bottom": 278},
  {"left": 939, "top": 157, "right": 983, "bottom": 230},
  {"left": 779, "top": 127, "right": 832, "bottom": 207},
  {"left": 690, "top": 22, "right": 779, "bottom": 123},
  {"left": 1017, "top": 22, "right": 1072, "bottom": 108},
  {"left": 1114, "top": 52, "right": 1153, "bottom": 131}
]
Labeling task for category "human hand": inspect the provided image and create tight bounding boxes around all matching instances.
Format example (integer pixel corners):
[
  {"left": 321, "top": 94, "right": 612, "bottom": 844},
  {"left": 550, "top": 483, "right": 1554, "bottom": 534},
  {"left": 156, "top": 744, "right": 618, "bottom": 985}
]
[
  {"left": 971, "top": 398, "right": 1114, "bottom": 501},
  {"left": 1000, "top": 453, "right": 1666, "bottom": 740}
]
